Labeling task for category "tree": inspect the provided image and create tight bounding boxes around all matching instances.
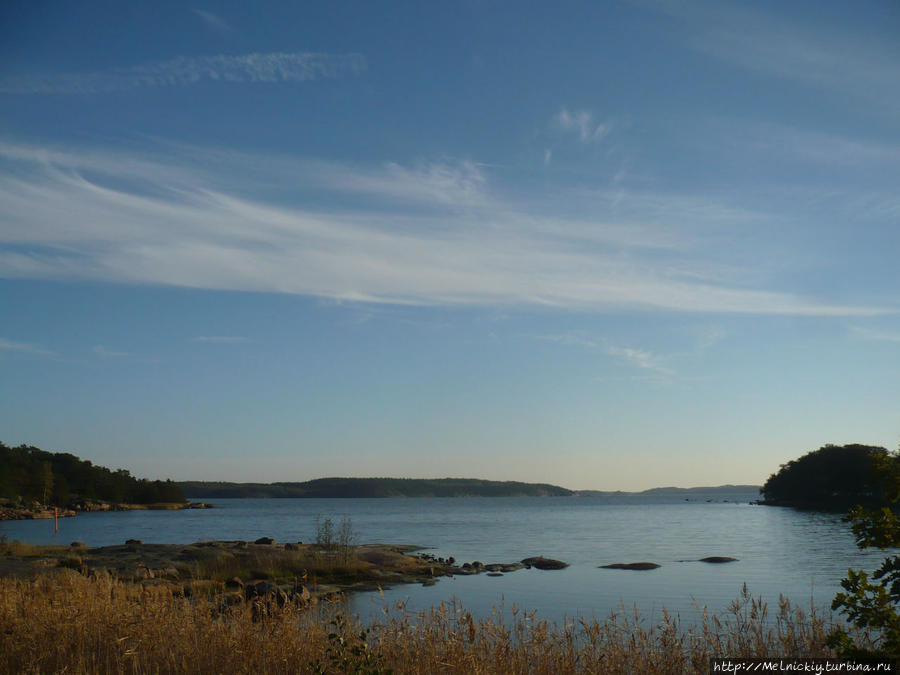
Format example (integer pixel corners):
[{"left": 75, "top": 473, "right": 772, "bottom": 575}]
[
  {"left": 827, "top": 445, "right": 900, "bottom": 658},
  {"left": 39, "top": 461, "right": 54, "bottom": 505},
  {"left": 761, "top": 444, "right": 892, "bottom": 510}
]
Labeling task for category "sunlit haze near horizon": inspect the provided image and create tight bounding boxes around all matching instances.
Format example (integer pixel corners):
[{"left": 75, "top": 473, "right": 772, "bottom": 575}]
[{"left": 1, "top": 1, "right": 899, "bottom": 491}]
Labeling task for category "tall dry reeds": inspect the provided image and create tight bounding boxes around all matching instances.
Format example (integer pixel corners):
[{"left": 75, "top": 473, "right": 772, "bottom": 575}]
[{"left": 0, "top": 573, "right": 870, "bottom": 674}]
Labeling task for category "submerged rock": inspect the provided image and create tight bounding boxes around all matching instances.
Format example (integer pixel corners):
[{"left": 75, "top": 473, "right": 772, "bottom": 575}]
[
  {"left": 699, "top": 556, "right": 738, "bottom": 563},
  {"left": 600, "top": 562, "right": 660, "bottom": 571},
  {"left": 521, "top": 556, "right": 569, "bottom": 570}
]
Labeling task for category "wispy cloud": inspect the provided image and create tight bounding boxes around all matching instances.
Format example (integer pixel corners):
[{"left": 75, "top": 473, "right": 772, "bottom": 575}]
[
  {"left": 193, "top": 9, "right": 234, "bottom": 36},
  {"left": 555, "top": 108, "right": 610, "bottom": 143},
  {"left": 0, "top": 141, "right": 890, "bottom": 317},
  {"left": 648, "top": 0, "right": 900, "bottom": 111},
  {"left": 536, "top": 332, "right": 673, "bottom": 376},
  {"left": 535, "top": 332, "right": 600, "bottom": 349},
  {"left": 850, "top": 326, "right": 900, "bottom": 343},
  {"left": 606, "top": 345, "right": 673, "bottom": 375},
  {"left": 0, "top": 338, "right": 56, "bottom": 356},
  {"left": 192, "top": 336, "right": 250, "bottom": 344},
  {"left": 93, "top": 345, "right": 131, "bottom": 358},
  {"left": 0, "top": 52, "right": 366, "bottom": 95}
]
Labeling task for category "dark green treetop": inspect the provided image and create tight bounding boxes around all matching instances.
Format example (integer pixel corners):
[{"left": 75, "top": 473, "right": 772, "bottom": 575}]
[{"left": 761, "top": 444, "right": 895, "bottom": 510}]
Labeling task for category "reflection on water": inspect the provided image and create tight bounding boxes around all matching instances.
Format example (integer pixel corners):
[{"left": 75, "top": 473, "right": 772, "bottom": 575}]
[{"left": 2, "top": 494, "right": 881, "bottom": 622}]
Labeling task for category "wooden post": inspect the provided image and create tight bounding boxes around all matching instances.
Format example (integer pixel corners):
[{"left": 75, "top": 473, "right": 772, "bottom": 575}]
[{"left": 54, "top": 507, "right": 58, "bottom": 534}]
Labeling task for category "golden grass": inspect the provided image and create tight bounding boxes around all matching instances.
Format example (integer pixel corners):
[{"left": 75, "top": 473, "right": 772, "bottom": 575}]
[{"left": 0, "top": 574, "right": 870, "bottom": 674}]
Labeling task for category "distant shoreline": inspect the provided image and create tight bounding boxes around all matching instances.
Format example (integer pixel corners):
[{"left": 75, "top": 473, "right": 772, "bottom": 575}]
[
  {"left": 178, "top": 477, "right": 575, "bottom": 499},
  {"left": 178, "top": 478, "right": 761, "bottom": 500}
]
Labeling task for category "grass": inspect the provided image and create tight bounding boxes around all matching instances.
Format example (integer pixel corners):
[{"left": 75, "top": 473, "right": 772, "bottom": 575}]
[
  {"left": 181, "top": 545, "right": 375, "bottom": 585},
  {"left": 0, "top": 573, "right": 873, "bottom": 674}
]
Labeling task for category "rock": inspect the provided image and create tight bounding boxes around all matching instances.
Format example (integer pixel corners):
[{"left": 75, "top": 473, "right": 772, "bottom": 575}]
[
  {"left": 228, "top": 577, "right": 244, "bottom": 588},
  {"left": 600, "top": 562, "right": 660, "bottom": 571},
  {"left": 521, "top": 556, "right": 569, "bottom": 570},
  {"left": 70, "top": 541, "right": 85, "bottom": 548},
  {"left": 125, "top": 539, "right": 143, "bottom": 546},
  {"left": 485, "top": 562, "right": 525, "bottom": 573},
  {"left": 254, "top": 537, "right": 275, "bottom": 546},
  {"left": 486, "top": 572, "right": 504, "bottom": 577},
  {"left": 284, "top": 542, "right": 300, "bottom": 551},
  {"left": 699, "top": 556, "right": 738, "bottom": 563}
]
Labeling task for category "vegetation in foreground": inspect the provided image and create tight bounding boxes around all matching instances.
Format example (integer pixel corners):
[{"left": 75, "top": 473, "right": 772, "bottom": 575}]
[{"left": 0, "top": 571, "right": 863, "bottom": 675}]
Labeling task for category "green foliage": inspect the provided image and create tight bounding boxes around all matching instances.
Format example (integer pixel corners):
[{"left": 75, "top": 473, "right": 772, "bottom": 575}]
[
  {"left": 0, "top": 441, "right": 185, "bottom": 506},
  {"left": 761, "top": 444, "right": 895, "bottom": 510},
  {"left": 827, "top": 443, "right": 900, "bottom": 658}
]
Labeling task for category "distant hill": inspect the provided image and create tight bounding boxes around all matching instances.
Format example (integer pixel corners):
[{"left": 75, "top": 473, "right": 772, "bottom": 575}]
[
  {"left": 573, "top": 485, "right": 761, "bottom": 497},
  {"left": 179, "top": 477, "right": 574, "bottom": 498}
]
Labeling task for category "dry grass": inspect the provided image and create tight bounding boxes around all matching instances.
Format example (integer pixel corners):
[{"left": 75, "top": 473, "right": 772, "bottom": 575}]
[{"left": 0, "top": 574, "right": 871, "bottom": 674}]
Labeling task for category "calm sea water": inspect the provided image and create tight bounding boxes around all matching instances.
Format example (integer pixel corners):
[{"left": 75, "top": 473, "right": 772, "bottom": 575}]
[{"left": 2, "top": 492, "right": 883, "bottom": 623}]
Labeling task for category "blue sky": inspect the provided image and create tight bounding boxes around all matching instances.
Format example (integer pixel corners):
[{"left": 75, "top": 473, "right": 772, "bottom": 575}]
[{"left": 1, "top": 0, "right": 898, "bottom": 490}]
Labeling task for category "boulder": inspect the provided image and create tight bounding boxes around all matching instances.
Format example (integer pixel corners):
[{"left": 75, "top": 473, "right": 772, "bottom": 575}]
[
  {"left": 600, "top": 562, "right": 660, "bottom": 571},
  {"left": 125, "top": 539, "right": 143, "bottom": 546},
  {"left": 284, "top": 542, "right": 300, "bottom": 551},
  {"left": 521, "top": 556, "right": 569, "bottom": 570},
  {"left": 699, "top": 556, "right": 738, "bottom": 563},
  {"left": 254, "top": 537, "right": 275, "bottom": 546}
]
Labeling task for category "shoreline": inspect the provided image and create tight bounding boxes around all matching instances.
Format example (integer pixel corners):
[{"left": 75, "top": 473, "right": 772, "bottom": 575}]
[
  {"left": 0, "top": 501, "right": 213, "bottom": 521},
  {"left": 0, "top": 538, "right": 569, "bottom": 603}
]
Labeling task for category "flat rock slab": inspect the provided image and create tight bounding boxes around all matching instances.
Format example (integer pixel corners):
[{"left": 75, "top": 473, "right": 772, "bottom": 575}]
[
  {"left": 521, "top": 556, "right": 569, "bottom": 570},
  {"left": 699, "top": 556, "right": 738, "bottom": 563},
  {"left": 600, "top": 562, "right": 661, "bottom": 571}
]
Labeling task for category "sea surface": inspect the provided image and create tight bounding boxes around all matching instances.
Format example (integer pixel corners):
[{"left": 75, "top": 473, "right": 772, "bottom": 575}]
[{"left": 2, "top": 491, "right": 884, "bottom": 625}]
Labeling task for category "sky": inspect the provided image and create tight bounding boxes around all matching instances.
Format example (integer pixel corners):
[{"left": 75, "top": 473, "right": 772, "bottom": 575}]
[{"left": 1, "top": 0, "right": 899, "bottom": 490}]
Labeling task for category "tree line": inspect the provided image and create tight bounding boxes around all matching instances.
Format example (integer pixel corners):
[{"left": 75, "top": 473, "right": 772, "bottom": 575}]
[
  {"left": 0, "top": 441, "right": 185, "bottom": 506},
  {"left": 180, "top": 477, "right": 574, "bottom": 499}
]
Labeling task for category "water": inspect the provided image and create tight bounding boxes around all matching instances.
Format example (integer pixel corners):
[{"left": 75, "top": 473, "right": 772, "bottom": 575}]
[{"left": 2, "top": 492, "right": 883, "bottom": 624}]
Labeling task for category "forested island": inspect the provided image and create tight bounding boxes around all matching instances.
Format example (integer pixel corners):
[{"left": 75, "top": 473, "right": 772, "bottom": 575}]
[
  {"left": 760, "top": 443, "right": 897, "bottom": 510},
  {"left": 179, "top": 477, "right": 574, "bottom": 498},
  {"left": 0, "top": 442, "right": 188, "bottom": 518}
]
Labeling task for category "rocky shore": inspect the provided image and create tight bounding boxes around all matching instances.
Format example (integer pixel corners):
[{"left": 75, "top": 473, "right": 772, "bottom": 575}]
[
  {"left": 0, "top": 500, "right": 213, "bottom": 521},
  {"left": 0, "top": 538, "right": 569, "bottom": 605}
]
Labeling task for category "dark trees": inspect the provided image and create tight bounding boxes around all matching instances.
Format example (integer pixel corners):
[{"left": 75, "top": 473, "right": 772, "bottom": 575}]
[
  {"left": 0, "top": 441, "right": 185, "bottom": 506},
  {"left": 761, "top": 444, "right": 896, "bottom": 510}
]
